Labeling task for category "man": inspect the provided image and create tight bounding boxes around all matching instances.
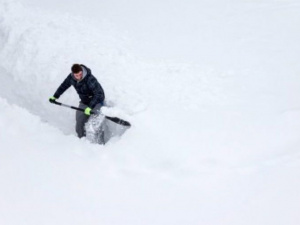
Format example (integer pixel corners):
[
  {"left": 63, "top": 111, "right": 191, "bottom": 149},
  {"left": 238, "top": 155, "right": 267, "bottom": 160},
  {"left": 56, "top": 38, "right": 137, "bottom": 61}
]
[{"left": 49, "top": 64, "right": 105, "bottom": 138}]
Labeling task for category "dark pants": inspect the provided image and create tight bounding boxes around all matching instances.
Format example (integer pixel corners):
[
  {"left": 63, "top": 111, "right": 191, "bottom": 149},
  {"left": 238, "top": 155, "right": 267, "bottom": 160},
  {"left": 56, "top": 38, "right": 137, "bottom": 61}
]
[{"left": 75, "top": 102, "right": 102, "bottom": 138}]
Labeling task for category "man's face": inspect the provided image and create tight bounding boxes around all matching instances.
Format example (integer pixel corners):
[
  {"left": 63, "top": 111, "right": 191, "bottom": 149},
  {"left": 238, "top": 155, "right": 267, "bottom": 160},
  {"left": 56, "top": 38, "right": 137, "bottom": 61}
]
[{"left": 74, "top": 71, "right": 83, "bottom": 81}]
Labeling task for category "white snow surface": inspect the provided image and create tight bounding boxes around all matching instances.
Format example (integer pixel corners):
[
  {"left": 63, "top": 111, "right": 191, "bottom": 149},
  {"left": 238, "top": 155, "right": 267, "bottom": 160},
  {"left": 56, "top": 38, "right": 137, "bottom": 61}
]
[{"left": 0, "top": 0, "right": 300, "bottom": 224}]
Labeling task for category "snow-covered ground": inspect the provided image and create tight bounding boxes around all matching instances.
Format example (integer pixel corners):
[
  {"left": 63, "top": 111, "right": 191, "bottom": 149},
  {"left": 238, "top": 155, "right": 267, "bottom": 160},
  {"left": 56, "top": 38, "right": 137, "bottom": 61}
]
[{"left": 0, "top": 0, "right": 300, "bottom": 224}]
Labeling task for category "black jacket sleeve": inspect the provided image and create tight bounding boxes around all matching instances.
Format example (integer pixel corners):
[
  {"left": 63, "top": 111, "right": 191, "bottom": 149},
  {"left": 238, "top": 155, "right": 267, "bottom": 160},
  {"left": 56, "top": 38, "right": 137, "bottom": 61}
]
[
  {"left": 88, "top": 76, "right": 105, "bottom": 108},
  {"left": 53, "top": 75, "right": 72, "bottom": 99}
]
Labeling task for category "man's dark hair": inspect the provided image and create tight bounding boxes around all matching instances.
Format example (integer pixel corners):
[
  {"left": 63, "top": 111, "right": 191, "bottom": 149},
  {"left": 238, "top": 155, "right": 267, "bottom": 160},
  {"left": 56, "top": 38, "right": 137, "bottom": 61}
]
[{"left": 71, "top": 64, "right": 82, "bottom": 74}]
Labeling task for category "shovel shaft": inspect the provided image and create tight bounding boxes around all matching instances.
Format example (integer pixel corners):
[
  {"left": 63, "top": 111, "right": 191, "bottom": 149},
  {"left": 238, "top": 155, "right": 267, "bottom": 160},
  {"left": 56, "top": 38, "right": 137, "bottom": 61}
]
[{"left": 50, "top": 100, "right": 131, "bottom": 127}]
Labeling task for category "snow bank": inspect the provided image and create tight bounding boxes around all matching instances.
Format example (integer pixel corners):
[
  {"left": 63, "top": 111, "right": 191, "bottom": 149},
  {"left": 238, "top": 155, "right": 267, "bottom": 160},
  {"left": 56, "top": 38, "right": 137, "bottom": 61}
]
[
  {"left": 0, "top": 1, "right": 240, "bottom": 130},
  {"left": 0, "top": 0, "right": 300, "bottom": 224}
]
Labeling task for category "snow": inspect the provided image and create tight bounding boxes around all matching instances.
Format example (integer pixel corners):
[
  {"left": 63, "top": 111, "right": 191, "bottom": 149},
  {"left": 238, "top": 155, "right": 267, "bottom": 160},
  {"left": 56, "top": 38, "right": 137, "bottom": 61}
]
[{"left": 0, "top": 0, "right": 300, "bottom": 224}]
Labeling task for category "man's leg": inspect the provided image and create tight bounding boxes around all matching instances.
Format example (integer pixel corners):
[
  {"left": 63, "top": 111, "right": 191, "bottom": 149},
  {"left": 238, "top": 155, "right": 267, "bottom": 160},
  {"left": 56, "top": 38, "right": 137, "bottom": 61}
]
[{"left": 76, "top": 102, "right": 89, "bottom": 138}]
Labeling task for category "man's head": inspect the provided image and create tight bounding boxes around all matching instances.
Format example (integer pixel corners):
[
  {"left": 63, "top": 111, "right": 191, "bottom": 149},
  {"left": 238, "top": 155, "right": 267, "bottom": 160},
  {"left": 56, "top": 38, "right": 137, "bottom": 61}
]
[{"left": 72, "top": 64, "right": 83, "bottom": 81}]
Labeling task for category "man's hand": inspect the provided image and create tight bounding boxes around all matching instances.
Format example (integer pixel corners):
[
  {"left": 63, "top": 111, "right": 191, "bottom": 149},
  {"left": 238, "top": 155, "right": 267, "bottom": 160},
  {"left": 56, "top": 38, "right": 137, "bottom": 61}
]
[
  {"left": 84, "top": 107, "right": 92, "bottom": 116},
  {"left": 49, "top": 96, "right": 57, "bottom": 103}
]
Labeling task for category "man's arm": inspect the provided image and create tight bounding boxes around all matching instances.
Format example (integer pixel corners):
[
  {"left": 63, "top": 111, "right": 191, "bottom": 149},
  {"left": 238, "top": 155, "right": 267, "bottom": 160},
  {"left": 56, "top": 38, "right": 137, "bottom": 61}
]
[
  {"left": 53, "top": 74, "right": 72, "bottom": 99},
  {"left": 88, "top": 76, "right": 105, "bottom": 109}
]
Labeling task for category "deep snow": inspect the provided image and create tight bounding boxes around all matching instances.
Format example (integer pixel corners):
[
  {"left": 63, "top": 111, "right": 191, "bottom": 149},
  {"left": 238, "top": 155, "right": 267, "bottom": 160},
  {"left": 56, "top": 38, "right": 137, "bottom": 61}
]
[{"left": 0, "top": 0, "right": 300, "bottom": 224}]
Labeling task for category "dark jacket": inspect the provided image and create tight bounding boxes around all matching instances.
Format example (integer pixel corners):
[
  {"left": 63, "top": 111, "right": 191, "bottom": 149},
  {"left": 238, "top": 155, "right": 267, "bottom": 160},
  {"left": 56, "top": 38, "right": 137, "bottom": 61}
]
[{"left": 53, "top": 65, "right": 105, "bottom": 108}]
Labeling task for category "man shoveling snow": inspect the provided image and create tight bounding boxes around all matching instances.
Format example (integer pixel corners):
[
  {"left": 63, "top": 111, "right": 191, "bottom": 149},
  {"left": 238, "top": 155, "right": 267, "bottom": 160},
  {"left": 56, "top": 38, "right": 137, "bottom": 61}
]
[{"left": 49, "top": 64, "right": 105, "bottom": 138}]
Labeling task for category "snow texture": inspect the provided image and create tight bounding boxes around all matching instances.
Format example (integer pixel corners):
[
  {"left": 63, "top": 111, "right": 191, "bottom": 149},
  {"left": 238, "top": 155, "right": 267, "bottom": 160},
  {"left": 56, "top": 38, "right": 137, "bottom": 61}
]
[{"left": 0, "top": 0, "right": 300, "bottom": 224}]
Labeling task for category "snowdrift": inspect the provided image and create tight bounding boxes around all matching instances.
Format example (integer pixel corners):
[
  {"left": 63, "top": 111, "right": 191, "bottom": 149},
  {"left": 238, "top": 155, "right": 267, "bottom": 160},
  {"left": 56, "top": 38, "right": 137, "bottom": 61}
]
[{"left": 0, "top": 0, "right": 300, "bottom": 224}]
